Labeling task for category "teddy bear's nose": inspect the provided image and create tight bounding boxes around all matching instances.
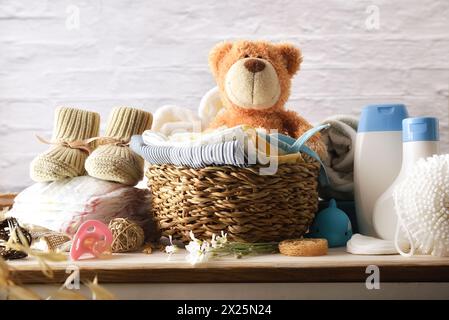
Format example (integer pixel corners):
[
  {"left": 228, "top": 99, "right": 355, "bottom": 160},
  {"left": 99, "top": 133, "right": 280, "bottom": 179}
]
[{"left": 244, "top": 59, "right": 266, "bottom": 73}]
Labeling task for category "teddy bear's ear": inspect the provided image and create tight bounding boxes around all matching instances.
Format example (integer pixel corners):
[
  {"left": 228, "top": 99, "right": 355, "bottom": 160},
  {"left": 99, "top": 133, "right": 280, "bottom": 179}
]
[
  {"left": 277, "top": 43, "right": 302, "bottom": 76},
  {"left": 208, "top": 42, "right": 233, "bottom": 77}
]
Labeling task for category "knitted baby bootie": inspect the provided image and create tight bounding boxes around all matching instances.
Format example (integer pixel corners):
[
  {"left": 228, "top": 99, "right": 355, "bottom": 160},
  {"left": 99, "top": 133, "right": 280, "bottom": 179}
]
[
  {"left": 30, "top": 107, "right": 100, "bottom": 182},
  {"left": 85, "top": 107, "right": 152, "bottom": 186}
]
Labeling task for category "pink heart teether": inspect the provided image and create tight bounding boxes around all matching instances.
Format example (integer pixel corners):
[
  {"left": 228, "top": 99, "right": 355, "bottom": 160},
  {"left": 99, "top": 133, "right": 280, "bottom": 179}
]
[{"left": 70, "top": 220, "right": 113, "bottom": 261}]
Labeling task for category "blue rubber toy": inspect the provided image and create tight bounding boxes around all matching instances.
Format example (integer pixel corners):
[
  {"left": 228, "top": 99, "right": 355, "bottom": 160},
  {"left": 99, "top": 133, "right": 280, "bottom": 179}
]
[{"left": 307, "top": 199, "right": 352, "bottom": 247}]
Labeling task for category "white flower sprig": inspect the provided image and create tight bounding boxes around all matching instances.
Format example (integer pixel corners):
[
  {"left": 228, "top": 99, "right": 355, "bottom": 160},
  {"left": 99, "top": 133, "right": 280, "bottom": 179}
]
[
  {"left": 185, "top": 231, "right": 214, "bottom": 265},
  {"left": 211, "top": 231, "right": 228, "bottom": 249},
  {"left": 165, "top": 235, "right": 180, "bottom": 255},
  {"left": 184, "top": 231, "right": 278, "bottom": 265},
  {"left": 164, "top": 231, "right": 278, "bottom": 265}
]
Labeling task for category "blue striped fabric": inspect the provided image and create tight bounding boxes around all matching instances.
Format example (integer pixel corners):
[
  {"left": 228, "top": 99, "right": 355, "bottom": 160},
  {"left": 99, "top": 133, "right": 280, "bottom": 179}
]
[{"left": 130, "top": 135, "right": 248, "bottom": 168}]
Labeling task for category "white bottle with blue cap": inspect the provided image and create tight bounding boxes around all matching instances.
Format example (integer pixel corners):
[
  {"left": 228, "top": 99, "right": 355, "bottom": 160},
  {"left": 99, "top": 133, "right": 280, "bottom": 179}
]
[
  {"left": 354, "top": 104, "right": 409, "bottom": 236},
  {"left": 373, "top": 117, "right": 440, "bottom": 240}
]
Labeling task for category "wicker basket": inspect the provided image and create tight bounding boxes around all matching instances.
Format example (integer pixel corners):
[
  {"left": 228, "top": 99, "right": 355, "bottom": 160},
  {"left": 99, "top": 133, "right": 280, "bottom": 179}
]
[{"left": 146, "top": 160, "right": 320, "bottom": 243}]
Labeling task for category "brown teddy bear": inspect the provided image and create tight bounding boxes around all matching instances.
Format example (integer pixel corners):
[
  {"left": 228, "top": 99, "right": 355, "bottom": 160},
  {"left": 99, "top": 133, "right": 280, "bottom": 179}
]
[{"left": 208, "top": 40, "right": 326, "bottom": 157}]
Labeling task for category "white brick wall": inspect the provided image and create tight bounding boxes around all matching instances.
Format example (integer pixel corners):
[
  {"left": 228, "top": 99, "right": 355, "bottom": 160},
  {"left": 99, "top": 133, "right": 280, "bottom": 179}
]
[{"left": 1, "top": 0, "right": 448, "bottom": 191}]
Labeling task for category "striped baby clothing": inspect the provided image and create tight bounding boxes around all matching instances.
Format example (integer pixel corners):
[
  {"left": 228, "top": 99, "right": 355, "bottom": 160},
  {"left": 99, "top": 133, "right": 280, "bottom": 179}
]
[
  {"left": 141, "top": 125, "right": 256, "bottom": 148},
  {"left": 130, "top": 135, "right": 247, "bottom": 168}
]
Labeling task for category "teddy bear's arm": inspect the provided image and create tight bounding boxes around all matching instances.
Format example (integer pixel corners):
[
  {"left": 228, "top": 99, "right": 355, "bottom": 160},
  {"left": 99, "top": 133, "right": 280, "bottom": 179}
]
[
  {"left": 279, "top": 109, "right": 312, "bottom": 138},
  {"left": 208, "top": 110, "right": 230, "bottom": 129}
]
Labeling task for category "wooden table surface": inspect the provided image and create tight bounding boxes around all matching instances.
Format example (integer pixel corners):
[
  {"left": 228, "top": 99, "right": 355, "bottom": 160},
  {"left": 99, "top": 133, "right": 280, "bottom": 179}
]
[{"left": 7, "top": 248, "right": 449, "bottom": 284}]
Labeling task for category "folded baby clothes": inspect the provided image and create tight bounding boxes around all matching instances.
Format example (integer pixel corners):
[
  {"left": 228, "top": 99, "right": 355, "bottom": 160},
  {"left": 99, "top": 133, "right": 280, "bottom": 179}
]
[
  {"left": 7, "top": 176, "right": 158, "bottom": 240},
  {"left": 258, "top": 124, "right": 331, "bottom": 185},
  {"left": 142, "top": 125, "right": 255, "bottom": 147},
  {"left": 317, "top": 115, "right": 358, "bottom": 201},
  {"left": 152, "top": 105, "right": 203, "bottom": 136},
  {"left": 131, "top": 135, "right": 247, "bottom": 168},
  {"left": 198, "top": 86, "right": 225, "bottom": 128},
  {"left": 141, "top": 125, "right": 297, "bottom": 160},
  {"left": 132, "top": 124, "right": 332, "bottom": 169}
]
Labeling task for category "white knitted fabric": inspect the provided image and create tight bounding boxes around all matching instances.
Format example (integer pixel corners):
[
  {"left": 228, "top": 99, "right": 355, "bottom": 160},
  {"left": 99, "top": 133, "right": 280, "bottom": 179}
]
[{"left": 393, "top": 154, "right": 449, "bottom": 257}]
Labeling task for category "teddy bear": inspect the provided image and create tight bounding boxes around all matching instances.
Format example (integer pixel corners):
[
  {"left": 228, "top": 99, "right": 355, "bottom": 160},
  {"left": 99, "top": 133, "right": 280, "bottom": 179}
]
[{"left": 207, "top": 40, "right": 326, "bottom": 158}]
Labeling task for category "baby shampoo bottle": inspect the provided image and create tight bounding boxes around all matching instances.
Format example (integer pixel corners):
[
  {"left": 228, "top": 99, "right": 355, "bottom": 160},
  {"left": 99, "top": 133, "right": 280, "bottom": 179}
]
[
  {"left": 354, "top": 104, "right": 408, "bottom": 236},
  {"left": 373, "top": 117, "right": 440, "bottom": 240}
]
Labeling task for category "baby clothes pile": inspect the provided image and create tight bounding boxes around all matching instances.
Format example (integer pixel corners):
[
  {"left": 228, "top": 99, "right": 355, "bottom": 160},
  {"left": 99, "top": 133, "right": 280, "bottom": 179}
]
[
  {"left": 130, "top": 125, "right": 318, "bottom": 169},
  {"left": 7, "top": 106, "right": 157, "bottom": 250},
  {"left": 147, "top": 99, "right": 358, "bottom": 198}
]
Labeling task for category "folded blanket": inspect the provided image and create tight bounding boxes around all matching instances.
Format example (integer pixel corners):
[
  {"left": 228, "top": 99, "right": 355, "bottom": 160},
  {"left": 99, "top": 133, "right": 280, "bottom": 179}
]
[
  {"left": 318, "top": 115, "right": 358, "bottom": 201},
  {"left": 198, "top": 86, "right": 225, "bottom": 128},
  {"left": 151, "top": 87, "right": 225, "bottom": 136},
  {"left": 151, "top": 105, "right": 203, "bottom": 136},
  {"left": 7, "top": 176, "right": 158, "bottom": 240}
]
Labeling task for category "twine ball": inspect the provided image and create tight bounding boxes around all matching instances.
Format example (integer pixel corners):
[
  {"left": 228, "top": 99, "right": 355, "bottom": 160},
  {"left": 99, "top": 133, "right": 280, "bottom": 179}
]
[
  {"left": 394, "top": 154, "right": 449, "bottom": 257},
  {"left": 108, "top": 218, "right": 145, "bottom": 253}
]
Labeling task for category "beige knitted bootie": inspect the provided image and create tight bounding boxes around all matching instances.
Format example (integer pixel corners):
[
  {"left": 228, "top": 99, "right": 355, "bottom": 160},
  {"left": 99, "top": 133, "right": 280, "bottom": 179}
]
[
  {"left": 30, "top": 107, "right": 100, "bottom": 182},
  {"left": 85, "top": 107, "right": 152, "bottom": 186}
]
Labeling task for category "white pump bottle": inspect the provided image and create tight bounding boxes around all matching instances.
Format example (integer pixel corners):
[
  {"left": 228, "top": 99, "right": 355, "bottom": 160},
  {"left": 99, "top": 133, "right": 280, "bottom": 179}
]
[
  {"left": 373, "top": 117, "right": 440, "bottom": 240},
  {"left": 354, "top": 104, "right": 408, "bottom": 236}
]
